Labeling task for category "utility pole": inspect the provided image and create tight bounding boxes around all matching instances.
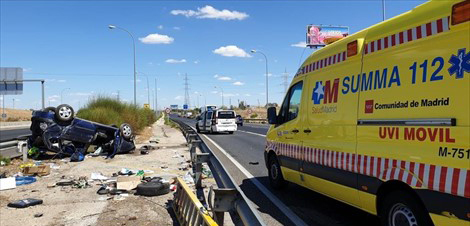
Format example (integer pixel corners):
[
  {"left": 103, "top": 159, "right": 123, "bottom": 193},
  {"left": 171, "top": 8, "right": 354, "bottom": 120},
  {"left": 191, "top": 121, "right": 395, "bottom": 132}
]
[
  {"left": 12, "top": 98, "right": 15, "bottom": 109},
  {"left": 155, "top": 79, "right": 158, "bottom": 111},
  {"left": 382, "top": 0, "right": 386, "bottom": 21},
  {"left": 229, "top": 98, "right": 232, "bottom": 109},
  {"left": 117, "top": 90, "right": 120, "bottom": 101},
  {"left": 282, "top": 68, "right": 289, "bottom": 94},
  {"left": 184, "top": 73, "right": 190, "bottom": 110},
  {"left": 257, "top": 99, "right": 260, "bottom": 107}
]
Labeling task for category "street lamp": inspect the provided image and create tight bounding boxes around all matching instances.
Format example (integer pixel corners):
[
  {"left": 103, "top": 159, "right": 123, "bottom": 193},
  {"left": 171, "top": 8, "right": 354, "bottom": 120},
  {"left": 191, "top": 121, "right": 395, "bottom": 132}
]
[
  {"left": 251, "top": 49, "right": 269, "bottom": 107},
  {"left": 109, "top": 24, "right": 137, "bottom": 106},
  {"left": 61, "top": 88, "right": 70, "bottom": 104},
  {"left": 214, "top": 86, "right": 224, "bottom": 108}
]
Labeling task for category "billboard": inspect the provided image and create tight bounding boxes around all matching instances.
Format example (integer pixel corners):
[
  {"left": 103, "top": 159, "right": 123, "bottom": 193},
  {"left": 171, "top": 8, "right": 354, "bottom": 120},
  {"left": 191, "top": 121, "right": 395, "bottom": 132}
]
[
  {"left": 0, "top": 67, "right": 23, "bottom": 95},
  {"left": 170, "top": 105, "right": 178, "bottom": 110},
  {"left": 306, "top": 25, "right": 349, "bottom": 48}
]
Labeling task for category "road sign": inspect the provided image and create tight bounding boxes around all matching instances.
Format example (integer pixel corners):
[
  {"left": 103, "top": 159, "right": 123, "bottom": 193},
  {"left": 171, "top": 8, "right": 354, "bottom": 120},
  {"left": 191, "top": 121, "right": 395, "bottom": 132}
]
[
  {"left": 165, "top": 108, "right": 171, "bottom": 114},
  {"left": 248, "top": 109, "right": 253, "bottom": 114},
  {"left": 170, "top": 105, "right": 178, "bottom": 110},
  {"left": 183, "top": 104, "right": 188, "bottom": 110},
  {"left": 144, "top": 104, "right": 150, "bottom": 109},
  {"left": 0, "top": 67, "right": 23, "bottom": 95}
]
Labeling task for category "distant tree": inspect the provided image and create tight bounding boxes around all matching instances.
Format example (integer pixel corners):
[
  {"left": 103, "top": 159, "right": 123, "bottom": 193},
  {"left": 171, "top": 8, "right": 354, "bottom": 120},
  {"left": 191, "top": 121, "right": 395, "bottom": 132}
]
[{"left": 238, "top": 101, "right": 247, "bottom": 110}]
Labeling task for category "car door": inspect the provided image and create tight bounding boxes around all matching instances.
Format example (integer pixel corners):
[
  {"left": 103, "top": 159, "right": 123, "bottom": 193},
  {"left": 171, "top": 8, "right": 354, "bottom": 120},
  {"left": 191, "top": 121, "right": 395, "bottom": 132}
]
[
  {"left": 204, "top": 111, "right": 213, "bottom": 131},
  {"left": 272, "top": 80, "right": 306, "bottom": 185}
]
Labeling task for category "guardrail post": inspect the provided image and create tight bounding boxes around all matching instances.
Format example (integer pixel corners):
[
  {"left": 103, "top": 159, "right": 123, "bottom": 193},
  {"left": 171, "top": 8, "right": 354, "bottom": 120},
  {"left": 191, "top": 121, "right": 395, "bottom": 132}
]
[
  {"left": 194, "top": 153, "right": 210, "bottom": 189},
  {"left": 189, "top": 140, "right": 201, "bottom": 163},
  {"left": 209, "top": 188, "right": 238, "bottom": 225},
  {"left": 17, "top": 140, "right": 28, "bottom": 162}
]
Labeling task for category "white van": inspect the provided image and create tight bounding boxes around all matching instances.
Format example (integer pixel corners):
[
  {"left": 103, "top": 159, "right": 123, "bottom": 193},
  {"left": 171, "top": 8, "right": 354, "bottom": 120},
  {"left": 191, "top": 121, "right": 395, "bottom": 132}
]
[{"left": 196, "top": 109, "right": 237, "bottom": 134}]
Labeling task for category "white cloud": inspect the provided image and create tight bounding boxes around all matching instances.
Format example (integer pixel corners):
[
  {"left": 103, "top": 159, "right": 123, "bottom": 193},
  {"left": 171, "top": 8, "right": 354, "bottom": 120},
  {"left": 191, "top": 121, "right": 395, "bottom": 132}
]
[
  {"left": 165, "top": 59, "right": 187, "bottom": 64},
  {"left": 217, "top": 76, "right": 232, "bottom": 81},
  {"left": 194, "top": 60, "right": 199, "bottom": 64},
  {"left": 233, "top": 81, "right": 244, "bottom": 86},
  {"left": 244, "top": 94, "right": 251, "bottom": 97},
  {"left": 48, "top": 95, "right": 59, "bottom": 100},
  {"left": 173, "top": 26, "right": 181, "bottom": 30},
  {"left": 139, "top": 33, "right": 174, "bottom": 44},
  {"left": 291, "top": 41, "right": 307, "bottom": 48},
  {"left": 211, "top": 91, "right": 218, "bottom": 94},
  {"left": 158, "top": 25, "right": 164, "bottom": 29},
  {"left": 70, "top": 92, "right": 92, "bottom": 96},
  {"left": 23, "top": 68, "right": 32, "bottom": 72},
  {"left": 214, "top": 74, "right": 219, "bottom": 78},
  {"left": 213, "top": 45, "right": 251, "bottom": 58},
  {"left": 171, "top": 5, "right": 248, "bottom": 20},
  {"left": 57, "top": 79, "right": 66, "bottom": 83},
  {"left": 174, "top": 96, "right": 183, "bottom": 100}
]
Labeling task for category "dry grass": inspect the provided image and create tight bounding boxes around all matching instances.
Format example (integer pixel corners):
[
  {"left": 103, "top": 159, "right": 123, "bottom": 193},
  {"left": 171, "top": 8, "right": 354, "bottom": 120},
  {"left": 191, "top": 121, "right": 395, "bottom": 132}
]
[
  {"left": 235, "top": 107, "right": 267, "bottom": 119},
  {"left": 0, "top": 108, "right": 32, "bottom": 121}
]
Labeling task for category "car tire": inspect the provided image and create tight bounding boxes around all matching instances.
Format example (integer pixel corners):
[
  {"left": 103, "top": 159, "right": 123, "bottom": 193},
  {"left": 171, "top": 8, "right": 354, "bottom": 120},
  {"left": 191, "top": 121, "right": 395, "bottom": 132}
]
[
  {"left": 44, "top": 106, "right": 56, "bottom": 112},
  {"left": 379, "top": 190, "right": 433, "bottom": 226},
  {"left": 228, "top": 131, "right": 234, "bottom": 134},
  {"left": 268, "top": 155, "right": 287, "bottom": 189},
  {"left": 55, "top": 104, "right": 74, "bottom": 123},
  {"left": 136, "top": 181, "right": 170, "bottom": 196},
  {"left": 119, "top": 123, "right": 133, "bottom": 141}
]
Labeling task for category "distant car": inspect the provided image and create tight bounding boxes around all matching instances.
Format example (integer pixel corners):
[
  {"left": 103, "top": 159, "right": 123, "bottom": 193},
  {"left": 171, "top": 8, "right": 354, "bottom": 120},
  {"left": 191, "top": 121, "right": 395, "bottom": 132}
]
[
  {"left": 236, "top": 115, "right": 243, "bottom": 126},
  {"left": 28, "top": 104, "right": 135, "bottom": 159},
  {"left": 196, "top": 109, "right": 237, "bottom": 134}
]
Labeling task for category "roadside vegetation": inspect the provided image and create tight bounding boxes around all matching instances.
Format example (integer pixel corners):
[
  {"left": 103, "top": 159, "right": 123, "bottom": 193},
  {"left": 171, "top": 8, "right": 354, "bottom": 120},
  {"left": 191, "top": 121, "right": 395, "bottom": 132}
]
[{"left": 77, "top": 97, "right": 157, "bottom": 133}]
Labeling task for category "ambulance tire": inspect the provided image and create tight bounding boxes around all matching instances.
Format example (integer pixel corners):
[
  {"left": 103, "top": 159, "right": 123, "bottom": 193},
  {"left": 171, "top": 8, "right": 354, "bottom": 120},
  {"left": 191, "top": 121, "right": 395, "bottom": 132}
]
[
  {"left": 268, "top": 155, "right": 287, "bottom": 189},
  {"left": 380, "top": 190, "right": 433, "bottom": 226}
]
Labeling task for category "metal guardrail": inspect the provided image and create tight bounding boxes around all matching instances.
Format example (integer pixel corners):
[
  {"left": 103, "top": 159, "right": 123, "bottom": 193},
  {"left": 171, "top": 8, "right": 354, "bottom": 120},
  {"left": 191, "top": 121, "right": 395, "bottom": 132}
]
[
  {"left": 173, "top": 177, "right": 218, "bottom": 226},
  {"left": 0, "top": 136, "right": 28, "bottom": 159},
  {"left": 171, "top": 118, "right": 265, "bottom": 226},
  {"left": 243, "top": 119, "right": 268, "bottom": 124}
]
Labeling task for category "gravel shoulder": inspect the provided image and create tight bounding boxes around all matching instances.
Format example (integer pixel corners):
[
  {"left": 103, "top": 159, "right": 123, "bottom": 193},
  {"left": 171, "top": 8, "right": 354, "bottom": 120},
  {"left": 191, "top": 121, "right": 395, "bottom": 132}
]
[{"left": 0, "top": 117, "right": 195, "bottom": 226}]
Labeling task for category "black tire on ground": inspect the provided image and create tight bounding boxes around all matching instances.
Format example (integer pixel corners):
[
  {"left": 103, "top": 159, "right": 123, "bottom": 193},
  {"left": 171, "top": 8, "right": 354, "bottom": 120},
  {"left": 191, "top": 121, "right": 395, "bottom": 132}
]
[
  {"left": 228, "top": 131, "right": 234, "bottom": 134},
  {"left": 55, "top": 104, "right": 74, "bottom": 122},
  {"left": 379, "top": 190, "right": 433, "bottom": 226},
  {"left": 44, "top": 107, "right": 56, "bottom": 112},
  {"left": 136, "top": 181, "right": 170, "bottom": 196},
  {"left": 119, "top": 123, "right": 133, "bottom": 141},
  {"left": 268, "top": 155, "right": 287, "bottom": 189}
]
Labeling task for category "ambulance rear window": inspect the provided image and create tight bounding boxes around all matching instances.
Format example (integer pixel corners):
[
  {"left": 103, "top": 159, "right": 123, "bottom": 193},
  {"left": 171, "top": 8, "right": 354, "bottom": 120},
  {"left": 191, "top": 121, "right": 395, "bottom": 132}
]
[{"left": 217, "top": 111, "right": 235, "bottom": 119}]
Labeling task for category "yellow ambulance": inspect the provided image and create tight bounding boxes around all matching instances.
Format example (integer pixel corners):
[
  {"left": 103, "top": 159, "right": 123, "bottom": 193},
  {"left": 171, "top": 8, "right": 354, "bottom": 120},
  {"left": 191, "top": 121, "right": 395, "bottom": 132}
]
[{"left": 264, "top": 0, "right": 469, "bottom": 225}]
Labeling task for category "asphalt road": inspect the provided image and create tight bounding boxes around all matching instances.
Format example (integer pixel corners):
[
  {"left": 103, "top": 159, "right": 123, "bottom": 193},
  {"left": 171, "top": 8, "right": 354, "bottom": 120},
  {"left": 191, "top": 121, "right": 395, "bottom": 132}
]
[
  {"left": 0, "top": 128, "right": 31, "bottom": 142},
  {"left": 172, "top": 116, "right": 380, "bottom": 226}
]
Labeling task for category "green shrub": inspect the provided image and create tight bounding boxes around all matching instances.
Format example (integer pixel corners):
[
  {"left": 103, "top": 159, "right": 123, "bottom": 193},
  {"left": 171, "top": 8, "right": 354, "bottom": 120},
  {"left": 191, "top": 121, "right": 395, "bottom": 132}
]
[
  {"left": 77, "top": 97, "right": 156, "bottom": 133},
  {"left": 250, "top": 113, "right": 258, "bottom": 119}
]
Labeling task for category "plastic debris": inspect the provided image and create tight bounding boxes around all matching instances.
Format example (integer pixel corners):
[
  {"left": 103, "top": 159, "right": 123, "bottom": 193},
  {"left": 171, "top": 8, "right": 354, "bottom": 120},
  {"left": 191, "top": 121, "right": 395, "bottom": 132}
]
[
  {"left": 34, "top": 213, "right": 43, "bottom": 218},
  {"left": 15, "top": 176, "right": 37, "bottom": 186},
  {"left": 7, "top": 198, "right": 43, "bottom": 208},
  {"left": 183, "top": 172, "right": 194, "bottom": 184},
  {"left": 91, "top": 172, "right": 108, "bottom": 181},
  {"left": 0, "top": 177, "right": 16, "bottom": 190}
]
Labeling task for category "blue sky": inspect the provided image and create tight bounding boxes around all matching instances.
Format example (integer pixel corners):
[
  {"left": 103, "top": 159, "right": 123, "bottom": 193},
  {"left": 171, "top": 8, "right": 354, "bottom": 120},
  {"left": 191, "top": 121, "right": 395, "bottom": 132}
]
[{"left": 1, "top": 0, "right": 425, "bottom": 110}]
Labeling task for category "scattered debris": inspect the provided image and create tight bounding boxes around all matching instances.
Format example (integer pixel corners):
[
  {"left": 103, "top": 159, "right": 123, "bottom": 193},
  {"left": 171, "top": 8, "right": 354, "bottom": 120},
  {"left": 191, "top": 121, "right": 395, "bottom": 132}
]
[
  {"left": 34, "top": 213, "right": 43, "bottom": 218},
  {"left": 91, "top": 172, "right": 108, "bottom": 181},
  {"left": 22, "top": 165, "right": 50, "bottom": 176},
  {"left": 15, "top": 176, "right": 37, "bottom": 186},
  {"left": 136, "top": 178, "right": 170, "bottom": 197},
  {"left": 0, "top": 177, "right": 16, "bottom": 190},
  {"left": 249, "top": 161, "right": 259, "bottom": 165},
  {"left": 7, "top": 198, "right": 43, "bottom": 208},
  {"left": 116, "top": 176, "right": 141, "bottom": 190},
  {"left": 129, "top": 216, "right": 137, "bottom": 220},
  {"left": 182, "top": 172, "right": 194, "bottom": 185},
  {"left": 56, "top": 179, "right": 74, "bottom": 186}
]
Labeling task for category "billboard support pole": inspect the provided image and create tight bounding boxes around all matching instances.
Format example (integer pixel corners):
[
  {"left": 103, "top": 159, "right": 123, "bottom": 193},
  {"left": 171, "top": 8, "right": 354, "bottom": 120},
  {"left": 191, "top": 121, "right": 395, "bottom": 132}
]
[{"left": 2, "top": 79, "right": 45, "bottom": 109}]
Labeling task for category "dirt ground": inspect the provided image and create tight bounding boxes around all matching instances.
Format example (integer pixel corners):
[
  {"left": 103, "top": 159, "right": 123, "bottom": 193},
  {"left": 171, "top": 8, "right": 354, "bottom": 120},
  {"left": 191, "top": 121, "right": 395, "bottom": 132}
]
[
  {"left": 0, "top": 108, "right": 32, "bottom": 121},
  {"left": 0, "top": 116, "right": 213, "bottom": 226}
]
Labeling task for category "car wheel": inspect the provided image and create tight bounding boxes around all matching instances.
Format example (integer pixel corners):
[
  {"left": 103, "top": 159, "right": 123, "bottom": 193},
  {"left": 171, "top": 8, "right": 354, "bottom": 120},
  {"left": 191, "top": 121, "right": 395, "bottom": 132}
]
[
  {"left": 228, "top": 131, "right": 234, "bottom": 134},
  {"left": 379, "top": 190, "right": 433, "bottom": 226},
  {"left": 268, "top": 155, "right": 287, "bottom": 189},
  {"left": 136, "top": 181, "right": 170, "bottom": 196},
  {"left": 55, "top": 104, "right": 74, "bottom": 122},
  {"left": 119, "top": 123, "right": 133, "bottom": 141}
]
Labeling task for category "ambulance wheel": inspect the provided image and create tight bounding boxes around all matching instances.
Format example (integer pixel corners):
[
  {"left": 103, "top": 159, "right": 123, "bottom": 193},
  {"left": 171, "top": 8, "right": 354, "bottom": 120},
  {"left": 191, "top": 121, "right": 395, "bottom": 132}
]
[
  {"left": 379, "top": 190, "right": 433, "bottom": 226},
  {"left": 228, "top": 131, "right": 234, "bottom": 134},
  {"left": 268, "top": 155, "right": 286, "bottom": 189}
]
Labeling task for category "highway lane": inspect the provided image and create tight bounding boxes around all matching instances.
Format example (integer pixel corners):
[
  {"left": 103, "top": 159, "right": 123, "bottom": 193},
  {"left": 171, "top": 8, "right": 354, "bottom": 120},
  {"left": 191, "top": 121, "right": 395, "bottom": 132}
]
[
  {"left": 172, "top": 116, "right": 379, "bottom": 226},
  {"left": 0, "top": 128, "right": 31, "bottom": 142}
]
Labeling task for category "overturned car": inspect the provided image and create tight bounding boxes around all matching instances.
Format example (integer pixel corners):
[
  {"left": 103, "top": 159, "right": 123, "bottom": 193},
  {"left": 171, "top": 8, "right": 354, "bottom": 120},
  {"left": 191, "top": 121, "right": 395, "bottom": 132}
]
[{"left": 28, "top": 104, "right": 135, "bottom": 160}]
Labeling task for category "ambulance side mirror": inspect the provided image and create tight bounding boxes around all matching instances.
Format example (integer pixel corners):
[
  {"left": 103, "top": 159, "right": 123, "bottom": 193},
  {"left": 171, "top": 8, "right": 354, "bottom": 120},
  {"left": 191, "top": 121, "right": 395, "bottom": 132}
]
[{"left": 267, "top": 107, "right": 278, "bottom": 124}]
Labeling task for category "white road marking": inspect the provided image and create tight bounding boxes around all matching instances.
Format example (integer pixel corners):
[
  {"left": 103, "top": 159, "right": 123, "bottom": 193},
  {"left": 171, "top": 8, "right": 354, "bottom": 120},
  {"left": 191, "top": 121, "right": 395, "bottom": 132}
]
[
  {"left": 238, "top": 130, "right": 266, "bottom": 137},
  {"left": 197, "top": 130, "right": 308, "bottom": 226}
]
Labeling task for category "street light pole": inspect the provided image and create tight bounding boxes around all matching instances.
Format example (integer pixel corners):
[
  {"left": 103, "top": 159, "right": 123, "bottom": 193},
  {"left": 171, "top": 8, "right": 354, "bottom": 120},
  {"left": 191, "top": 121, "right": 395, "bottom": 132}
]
[
  {"left": 61, "top": 88, "right": 70, "bottom": 104},
  {"left": 251, "top": 50, "right": 269, "bottom": 107},
  {"left": 155, "top": 77, "right": 158, "bottom": 111},
  {"left": 214, "top": 86, "right": 224, "bottom": 108},
  {"left": 137, "top": 72, "right": 150, "bottom": 107},
  {"left": 109, "top": 25, "right": 137, "bottom": 106}
]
